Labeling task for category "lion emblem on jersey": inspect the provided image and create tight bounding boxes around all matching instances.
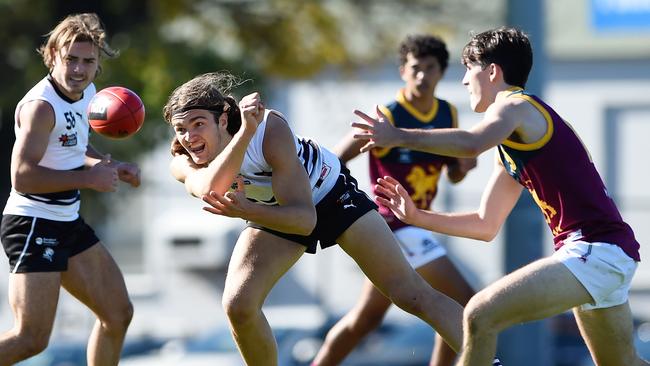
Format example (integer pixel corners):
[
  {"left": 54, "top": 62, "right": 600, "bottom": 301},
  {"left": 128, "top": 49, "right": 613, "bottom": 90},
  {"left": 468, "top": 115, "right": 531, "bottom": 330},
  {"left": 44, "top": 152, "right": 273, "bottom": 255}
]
[{"left": 406, "top": 165, "right": 440, "bottom": 209}]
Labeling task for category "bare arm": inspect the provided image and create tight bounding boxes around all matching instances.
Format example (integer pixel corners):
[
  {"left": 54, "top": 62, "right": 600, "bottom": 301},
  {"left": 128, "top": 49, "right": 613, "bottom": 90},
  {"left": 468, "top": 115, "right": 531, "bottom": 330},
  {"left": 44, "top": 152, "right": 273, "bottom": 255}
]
[
  {"left": 445, "top": 157, "right": 477, "bottom": 184},
  {"left": 376, "top": 156, "right": 522, "bottom": 241},
  {"left": 332, "top": 130, "right": 366, "bottom": 163},
  {"left": 352, "top": 102, "right": 522, "bottom": 158},
  {"left": 171, "top": 93, "right": 261, "bottom": 197},
  {"left": 202, "top": 113, "right": 317, "bottom": 235},
  {"left": 86, "top": 145, "right": 141, "bottom": 187},
  {"left": 11, "top": 100, "right": 118, "bottom": 193}
]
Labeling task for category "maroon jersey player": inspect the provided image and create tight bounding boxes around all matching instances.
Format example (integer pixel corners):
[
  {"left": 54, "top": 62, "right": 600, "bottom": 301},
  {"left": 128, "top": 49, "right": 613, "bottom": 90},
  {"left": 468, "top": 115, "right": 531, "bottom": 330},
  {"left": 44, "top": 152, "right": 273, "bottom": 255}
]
[{"left": 353, "top": 27, "right": 646, "bottom": 366}]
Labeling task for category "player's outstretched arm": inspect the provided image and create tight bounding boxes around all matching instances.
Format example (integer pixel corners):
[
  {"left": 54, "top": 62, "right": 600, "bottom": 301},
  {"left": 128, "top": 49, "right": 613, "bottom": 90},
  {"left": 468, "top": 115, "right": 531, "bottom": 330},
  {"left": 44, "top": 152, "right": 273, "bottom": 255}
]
[
  {"left": 333, "top": 129, "right": 366, "bottom": 164},
  {"left": 377, "top": 158, "right": 523, "bottom": 241},
  {"left": 352, "top": 101, "right": 521, "bottom": 158}
]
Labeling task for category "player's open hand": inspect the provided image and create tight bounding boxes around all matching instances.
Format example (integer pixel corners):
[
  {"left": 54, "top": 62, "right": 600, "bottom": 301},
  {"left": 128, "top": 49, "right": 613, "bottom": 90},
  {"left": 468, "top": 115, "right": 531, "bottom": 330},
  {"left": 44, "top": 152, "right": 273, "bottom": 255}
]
[
  {"left": 201, "top": 175, "right": 251, "bottom": 219},
  {"left": 374, "top": 175, "right": 417, "bottom": 224},
  {"left": 352, "top": 105, "right": 399, "bottom": 153}
]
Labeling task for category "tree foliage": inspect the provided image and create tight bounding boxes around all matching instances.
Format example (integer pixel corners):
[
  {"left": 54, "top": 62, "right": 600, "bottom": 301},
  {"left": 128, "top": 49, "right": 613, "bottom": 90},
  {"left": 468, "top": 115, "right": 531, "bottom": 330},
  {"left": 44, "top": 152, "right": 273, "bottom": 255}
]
[{"left": 0, "top": 0, "right": 502, "bottom": 211}]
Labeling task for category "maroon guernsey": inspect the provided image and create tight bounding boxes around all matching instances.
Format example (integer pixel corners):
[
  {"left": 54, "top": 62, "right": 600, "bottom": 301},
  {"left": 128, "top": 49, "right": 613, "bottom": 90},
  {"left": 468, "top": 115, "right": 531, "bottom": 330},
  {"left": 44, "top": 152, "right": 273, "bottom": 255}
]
[
  {"left": 369, "top": 90, "right": 458, "bottom": 231},
  {"left": 498, "top": 88, "right": 640, "bottom": 261}
]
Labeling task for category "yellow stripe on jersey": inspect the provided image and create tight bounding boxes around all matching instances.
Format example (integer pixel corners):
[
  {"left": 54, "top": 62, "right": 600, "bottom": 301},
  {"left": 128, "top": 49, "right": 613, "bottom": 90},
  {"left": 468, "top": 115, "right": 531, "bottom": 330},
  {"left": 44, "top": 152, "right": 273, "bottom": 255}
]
[
  {"left": 371, "top": 104, "right": 394, "bottom": 158},
  {"left": 396, "top": 89, "right": 439, "bottom": 123},
  {"left": 502, "top": 93, "right": 554, "bottom": 151},
  {"left": 498, "top": 145, "right": 518, "bottom": 174}
]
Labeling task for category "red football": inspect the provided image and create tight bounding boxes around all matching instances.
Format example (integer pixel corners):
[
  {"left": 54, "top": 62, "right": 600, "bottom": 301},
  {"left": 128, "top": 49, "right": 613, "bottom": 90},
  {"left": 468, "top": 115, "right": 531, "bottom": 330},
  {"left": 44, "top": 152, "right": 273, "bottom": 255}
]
[{"left": 87, "top": 86, "right": 145, "bottom": 138}]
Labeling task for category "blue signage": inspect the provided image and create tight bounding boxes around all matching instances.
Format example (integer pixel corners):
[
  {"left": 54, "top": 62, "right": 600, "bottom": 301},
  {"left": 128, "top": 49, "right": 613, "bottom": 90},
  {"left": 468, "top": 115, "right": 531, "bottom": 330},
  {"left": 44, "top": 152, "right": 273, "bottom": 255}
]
[{"left": 592, "top": 0, "right": 650, "bottom": 31}]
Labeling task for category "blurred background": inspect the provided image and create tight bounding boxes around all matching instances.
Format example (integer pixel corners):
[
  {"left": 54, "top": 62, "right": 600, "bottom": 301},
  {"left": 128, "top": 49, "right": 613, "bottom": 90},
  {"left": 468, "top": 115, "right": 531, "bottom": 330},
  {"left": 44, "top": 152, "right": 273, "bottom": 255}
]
[{"left": 0, "top": 0, "right": 649, "bottom": 365}]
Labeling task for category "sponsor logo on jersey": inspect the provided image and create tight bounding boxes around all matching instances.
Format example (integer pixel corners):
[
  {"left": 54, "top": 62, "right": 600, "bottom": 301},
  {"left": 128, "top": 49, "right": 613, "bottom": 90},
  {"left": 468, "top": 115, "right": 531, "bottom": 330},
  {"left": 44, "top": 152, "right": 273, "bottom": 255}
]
[
  {"left": 319, "top": 163, "right": 331, "bottom": 180},
  {"left": 58, "top": 132, "right": 78, "bottom": 147}
]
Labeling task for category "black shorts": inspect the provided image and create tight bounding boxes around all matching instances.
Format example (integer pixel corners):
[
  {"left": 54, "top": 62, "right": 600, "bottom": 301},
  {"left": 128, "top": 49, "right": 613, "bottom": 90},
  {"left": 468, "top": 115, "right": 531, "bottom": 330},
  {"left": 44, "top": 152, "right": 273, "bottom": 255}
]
[
  {"left": 1, "top": 214, "right": 99, "bottom": 273},
  {"left": 248, "top": 165, "right": 378, "bottom": 254}
]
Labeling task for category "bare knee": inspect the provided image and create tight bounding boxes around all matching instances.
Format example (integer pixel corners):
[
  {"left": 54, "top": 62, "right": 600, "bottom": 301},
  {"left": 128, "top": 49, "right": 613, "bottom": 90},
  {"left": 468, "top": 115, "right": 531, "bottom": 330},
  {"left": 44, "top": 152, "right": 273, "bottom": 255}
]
[
  {"left": 13, "top": 327, "right": 51, "bottom": 359},
  {"left": 463, "top": 293, "right": 500, "bottom": 337},
  {"left": 99, "top": 300, "right": 134, "bottom": 334},
  {"left": 222, "top": 290, "right": 261, "bottom": 326}
]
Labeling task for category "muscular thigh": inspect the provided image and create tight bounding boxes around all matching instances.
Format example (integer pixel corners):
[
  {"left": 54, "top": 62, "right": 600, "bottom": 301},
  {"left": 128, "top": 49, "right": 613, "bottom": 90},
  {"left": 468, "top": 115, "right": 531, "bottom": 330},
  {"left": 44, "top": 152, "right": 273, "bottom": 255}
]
[
  {"left": 573, "top": 303, "right": 640, "bottom": 366},
  {"left": 61, "top": 243, "right": 130, "bottom": 315},
  {"left": 223, "top": 228, "right": 306, "bottom": 303},
  {"left": 7, "top": 272, "right": 61, "bottom": 333},
  {"left": 472, "top": 256, "right": 593, "bottom": 328},
  {"left": 337, "top": 211, "right": 417, "bottom": 292}
]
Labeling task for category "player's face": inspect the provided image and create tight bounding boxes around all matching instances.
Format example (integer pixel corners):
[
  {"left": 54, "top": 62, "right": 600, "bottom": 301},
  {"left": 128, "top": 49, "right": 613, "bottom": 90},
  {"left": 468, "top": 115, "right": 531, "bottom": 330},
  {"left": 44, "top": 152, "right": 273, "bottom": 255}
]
[
  {"left": 172, "top": 109, "right": 231, "bottom": 165},
  {"left": 462, "top": 62, "right": 493, "bottom": 113},
  {"left": 400, "top": 53, "right": 442, "bottom": 97},
  {"left": 50, "top": 41, "right": 99, "bottom": 101}
]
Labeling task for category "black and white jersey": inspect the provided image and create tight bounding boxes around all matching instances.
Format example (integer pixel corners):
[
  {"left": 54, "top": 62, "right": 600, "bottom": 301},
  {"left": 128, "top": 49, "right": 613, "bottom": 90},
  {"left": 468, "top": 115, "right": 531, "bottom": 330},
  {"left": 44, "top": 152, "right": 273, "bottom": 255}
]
[
  {"left": 3, "top": 77, "right": 96, "bottom": 221},
  {"left": 238, "top": 109, "right": 340, "bottom": 205}
]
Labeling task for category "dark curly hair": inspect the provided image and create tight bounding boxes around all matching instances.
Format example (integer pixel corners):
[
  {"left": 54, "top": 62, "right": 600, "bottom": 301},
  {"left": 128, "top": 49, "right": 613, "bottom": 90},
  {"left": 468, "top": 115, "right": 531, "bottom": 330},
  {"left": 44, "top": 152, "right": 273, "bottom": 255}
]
[
  {"left": 461, "top": 27, "right": 532, "bottom": 88},
  {"left": 163, "top": 72, "right": 244, "bottom": 157},
  {"left": 399, "top": 34, "right": 449, "bottom": 72}
]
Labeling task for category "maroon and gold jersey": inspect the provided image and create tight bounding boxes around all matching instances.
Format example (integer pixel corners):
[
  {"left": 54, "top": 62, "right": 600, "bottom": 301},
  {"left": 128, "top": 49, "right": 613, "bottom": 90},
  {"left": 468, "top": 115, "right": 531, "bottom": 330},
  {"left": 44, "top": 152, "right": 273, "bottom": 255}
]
[
  {"left": 498, "top": 88, "right": 640, "bottom": 261},
  {"left": 370, "top": 90, "right": 458, "bottom": 231}
]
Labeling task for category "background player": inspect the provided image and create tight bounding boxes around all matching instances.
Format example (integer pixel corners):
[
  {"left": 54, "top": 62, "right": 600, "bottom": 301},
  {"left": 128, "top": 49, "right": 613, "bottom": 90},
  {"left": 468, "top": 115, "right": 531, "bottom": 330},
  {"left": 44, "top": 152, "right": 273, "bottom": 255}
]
[
  {"left": 312, "top": 34, "right": 476, "bottom": 366},
  {"left": 163, "top": 72, "right": 502, "bottom": 366},
  {"left": 0, "top": 13, "right": 140, "bottom": 366},
  {"left": 353, "top": 27, "right": 647, "bottom": 366}
]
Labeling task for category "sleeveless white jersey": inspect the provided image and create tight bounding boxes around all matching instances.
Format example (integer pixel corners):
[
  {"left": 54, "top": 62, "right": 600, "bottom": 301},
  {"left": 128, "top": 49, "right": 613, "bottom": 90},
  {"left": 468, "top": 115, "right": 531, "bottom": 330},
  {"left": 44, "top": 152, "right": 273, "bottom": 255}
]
[
  {"left": 3, "top": 77, "right": 96, "bottom": 221},
  {"left": 239, "top": 109, "right": 340, "bottom": 205}
]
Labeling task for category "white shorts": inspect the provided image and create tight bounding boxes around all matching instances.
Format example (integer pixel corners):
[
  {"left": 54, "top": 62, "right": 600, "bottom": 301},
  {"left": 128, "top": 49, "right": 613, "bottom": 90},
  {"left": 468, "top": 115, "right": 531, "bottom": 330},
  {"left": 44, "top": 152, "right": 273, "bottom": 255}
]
[
  {"left": 393, "top": 226, "right": 447, "bottom": 269},
  {"left": 553, "top": 240, "right": 638, "bottom": 310}
]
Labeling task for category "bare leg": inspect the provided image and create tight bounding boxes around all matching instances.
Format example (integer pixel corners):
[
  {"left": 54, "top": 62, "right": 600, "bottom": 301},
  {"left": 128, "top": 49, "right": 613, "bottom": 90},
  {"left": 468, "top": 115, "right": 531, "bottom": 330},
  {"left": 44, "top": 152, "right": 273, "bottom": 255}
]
[
  {"left": 0, "top": 272, "right": 61, "bottom": 366},
  {"left": 313, "top": 254, "right": 474, "bottom": 366},
  {"left": 457, "top": 257, "right": 592, "bottom": 366},
  {"left": 417, "top": 257, "right": 475, "bottom": 366},
  {"left": 337, "top": 211, "right": 463, "bottom": 352},
  {"left": 573, "top": 303, "right": 650, "bottom": 366},
  {"left": 313, "top": 279, "right": 392, "bottom": 365},
  {"left": 62, "top": 243, "right": 133, "bottom": 366},
  {"left": 222, "top": 228, "right": 306, "bottom": 366}
]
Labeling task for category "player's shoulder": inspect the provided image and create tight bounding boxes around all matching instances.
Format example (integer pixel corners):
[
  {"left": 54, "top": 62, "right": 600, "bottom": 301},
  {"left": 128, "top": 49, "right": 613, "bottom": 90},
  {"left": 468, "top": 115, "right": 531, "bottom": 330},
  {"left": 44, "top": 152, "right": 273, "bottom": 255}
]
[
  {"left": 262, "top": 108, "right": 296, "bottom": 154},
  {"left": 490, "top": 94, "right": 530, "bottom": 116},
  {"left": 266, "top": 108, "right": 289, "bottom": 126},
  {"left": 17, "top": 99, "right": 55, "bottom": 128}
]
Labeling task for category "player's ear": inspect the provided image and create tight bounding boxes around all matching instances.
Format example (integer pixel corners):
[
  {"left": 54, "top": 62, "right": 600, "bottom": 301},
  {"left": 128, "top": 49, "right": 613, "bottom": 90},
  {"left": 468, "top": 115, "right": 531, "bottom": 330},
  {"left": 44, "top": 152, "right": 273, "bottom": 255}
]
[
  {"left": 488, "top": 63, "right": 500, "bottom": 82},
  {"left": 217, "top": 110, "right": 229, "bottom": 128}
]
